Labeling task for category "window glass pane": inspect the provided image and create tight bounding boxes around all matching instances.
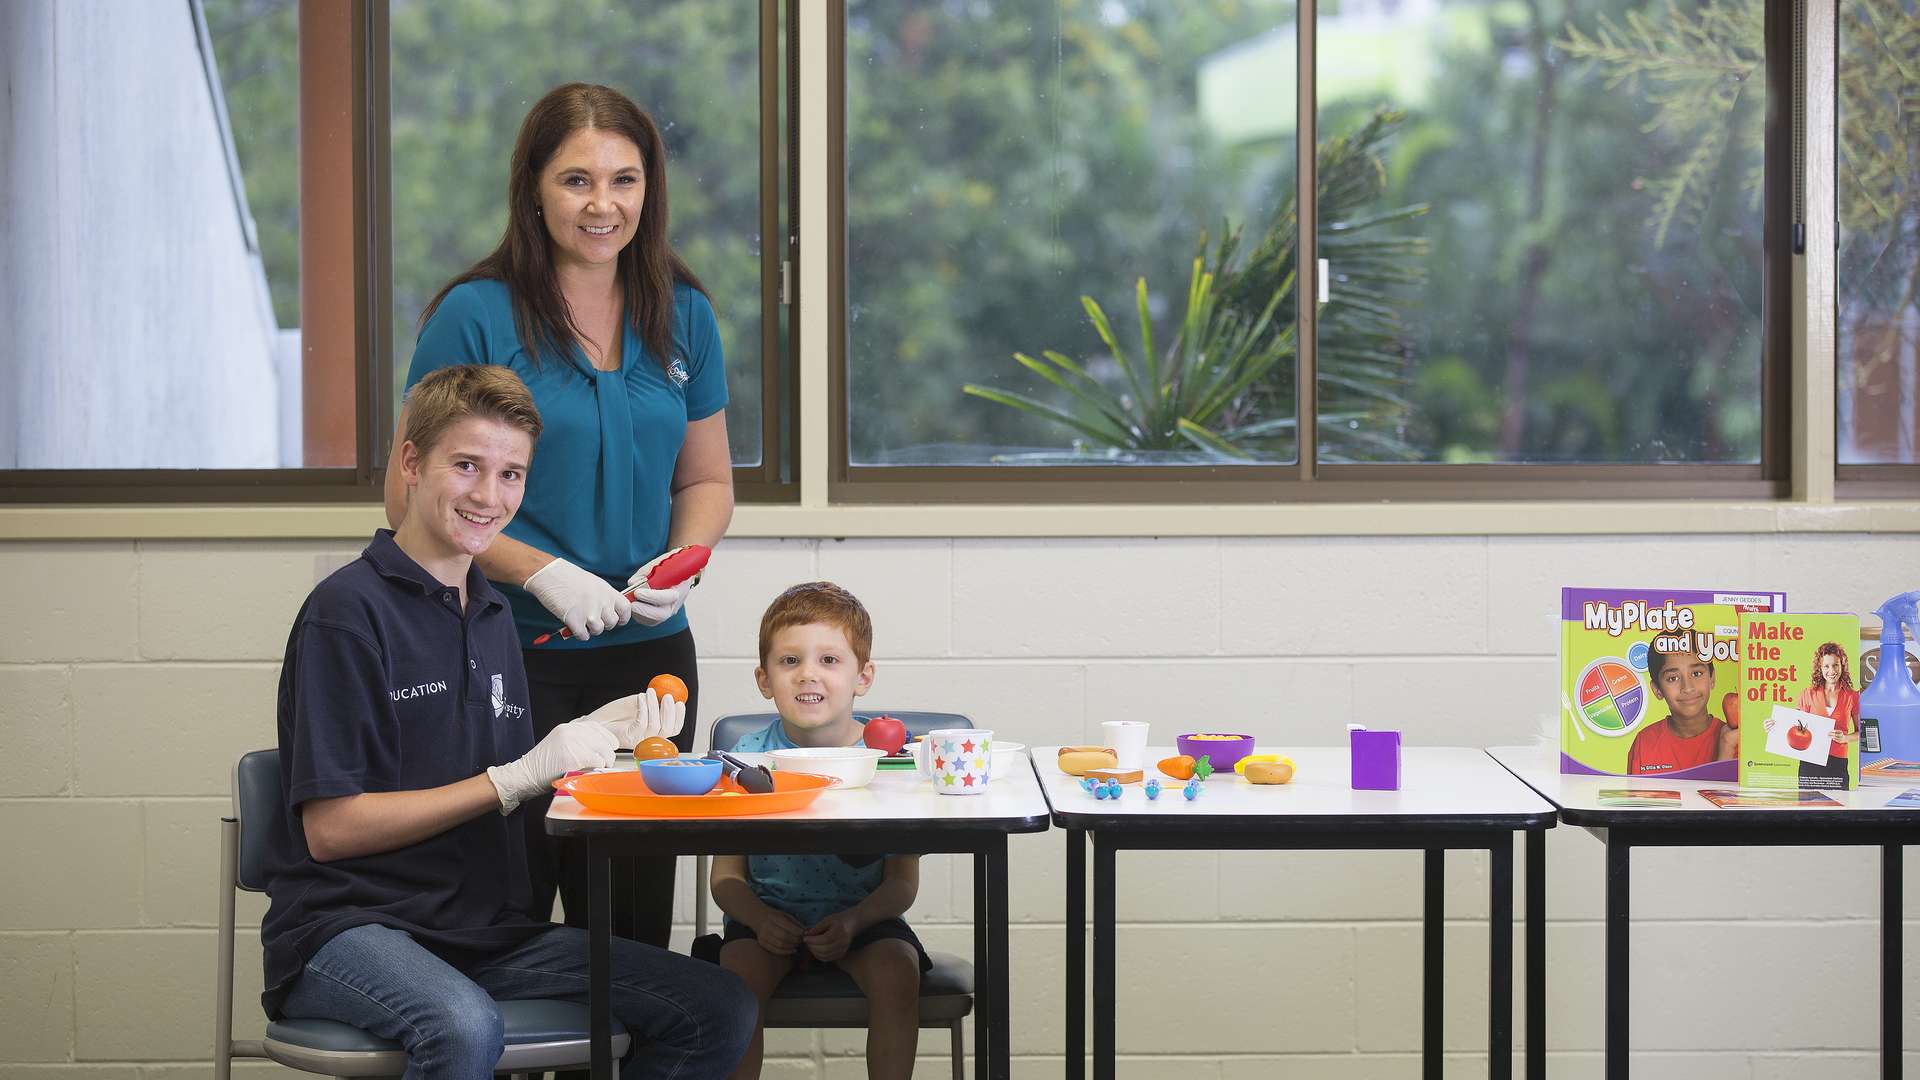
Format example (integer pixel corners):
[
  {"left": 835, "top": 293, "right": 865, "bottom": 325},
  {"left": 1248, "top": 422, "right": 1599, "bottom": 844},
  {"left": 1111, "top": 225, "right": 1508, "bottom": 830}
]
[
  {"left": 846, "top": 1, "right": 1299, "bottom": 466},
  {"left": 1320, "top": 0, "right": 1766, "bottom": 464},
  {"left": 2, "top": 0, "right": 311, "bottom": 468},
  {"left": 388, "top": 0, "right": 766, "bottom": 467},
  {"left": 1838, "top": 0, "right": 1919, "bottom": 465}
]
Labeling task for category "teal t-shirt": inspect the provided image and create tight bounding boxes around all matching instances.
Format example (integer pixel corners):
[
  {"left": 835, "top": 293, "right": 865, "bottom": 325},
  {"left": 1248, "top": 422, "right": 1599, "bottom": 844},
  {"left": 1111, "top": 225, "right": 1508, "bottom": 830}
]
[
  {"left": 406, "top": 278, "right": 728, "bottom": 648},
  {"left": 725, "top": 720, "right": 885, "bottom": 929}
]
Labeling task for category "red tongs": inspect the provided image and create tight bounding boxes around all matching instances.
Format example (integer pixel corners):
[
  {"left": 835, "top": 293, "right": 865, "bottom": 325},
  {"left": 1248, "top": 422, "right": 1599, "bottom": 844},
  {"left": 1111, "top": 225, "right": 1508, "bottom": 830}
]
[{"left": 529, "top": 544, "right": 711, "bottom": 645}]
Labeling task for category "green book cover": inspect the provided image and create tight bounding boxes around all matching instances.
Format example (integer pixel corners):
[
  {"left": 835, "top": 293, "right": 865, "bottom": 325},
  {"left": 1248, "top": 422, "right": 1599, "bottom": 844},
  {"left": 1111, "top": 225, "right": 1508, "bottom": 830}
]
[
  {"left": 1561, "top": 588, "right": 1785, "bottom": 779},
  {"left": 1737, "top": 612, "right": 1862, "bottom": 790}
]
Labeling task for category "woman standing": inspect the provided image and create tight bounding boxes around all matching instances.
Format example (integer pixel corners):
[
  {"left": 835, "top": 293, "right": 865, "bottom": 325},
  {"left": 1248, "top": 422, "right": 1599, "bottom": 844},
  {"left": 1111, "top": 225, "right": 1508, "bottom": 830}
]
[
  {"left": 1794, "top": 642, "right": 1860, "bottom": 787},
  {"left": 387, "top": 83, "right": 731, "bottom": 949}
]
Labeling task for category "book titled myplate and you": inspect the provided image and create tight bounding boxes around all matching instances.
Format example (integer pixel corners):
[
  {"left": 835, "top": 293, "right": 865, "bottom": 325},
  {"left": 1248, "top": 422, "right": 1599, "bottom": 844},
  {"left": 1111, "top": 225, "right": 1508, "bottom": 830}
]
[{"left": 1559, "top": 587, "right": 1920, "bottom": 810}]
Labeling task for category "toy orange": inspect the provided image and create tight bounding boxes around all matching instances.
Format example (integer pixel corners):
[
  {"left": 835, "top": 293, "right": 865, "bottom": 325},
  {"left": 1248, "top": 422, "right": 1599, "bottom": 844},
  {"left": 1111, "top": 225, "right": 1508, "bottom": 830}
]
[
  {"left": 633, "top": 736, "right": 679, "bottom": 761},
  {"left": 649, "top": 673, "right": 689, "bottom": 704}
]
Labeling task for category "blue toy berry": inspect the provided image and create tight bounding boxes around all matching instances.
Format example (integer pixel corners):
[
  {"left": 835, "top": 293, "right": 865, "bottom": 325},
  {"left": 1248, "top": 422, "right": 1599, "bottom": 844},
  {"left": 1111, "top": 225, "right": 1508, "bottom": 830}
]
[
  {"left": 1080, "top": 777, "right": 1097, "bottom": 794},
  {"left": 1183, "top": 780, "right": 1200, "bottom": 801},
  {"left": 1106, "top": 779, "right": 1122, "bottom": 799},
  {"left": 1145, "top": 779, "right": 1161, "bottom": 800}
]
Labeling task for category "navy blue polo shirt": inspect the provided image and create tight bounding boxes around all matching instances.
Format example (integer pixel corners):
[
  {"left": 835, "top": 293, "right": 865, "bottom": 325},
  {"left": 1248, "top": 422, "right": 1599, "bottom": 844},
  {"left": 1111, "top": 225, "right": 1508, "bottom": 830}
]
[{"left": 259, "top": 530, "right": 545, "bottom": 1018}]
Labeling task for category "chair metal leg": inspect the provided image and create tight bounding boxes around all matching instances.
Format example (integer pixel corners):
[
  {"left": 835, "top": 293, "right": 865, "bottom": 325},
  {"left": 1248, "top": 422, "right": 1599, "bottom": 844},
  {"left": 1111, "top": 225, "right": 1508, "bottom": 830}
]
[
  {"left": 215, "top": 818, "right": 238, "bottom": 1080},
  {"left": 952, "top": 1017, "right": 966, "bottom": 1080}
]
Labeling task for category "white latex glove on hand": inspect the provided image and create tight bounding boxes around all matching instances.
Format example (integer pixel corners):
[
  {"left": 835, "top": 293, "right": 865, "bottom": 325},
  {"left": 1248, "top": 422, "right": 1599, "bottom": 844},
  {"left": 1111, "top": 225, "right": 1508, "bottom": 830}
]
[
  {"left": 485, "top": 720, "right": 620, "bottom": 814},
  {"left": 579, "top": 688, "right": 687, "bottom": 747},
  {"left": 525, "top": 558, "right": 631, "bottom": 641},
  {"left": 624, "top": 547, "right": 701, "bottom": 627}
]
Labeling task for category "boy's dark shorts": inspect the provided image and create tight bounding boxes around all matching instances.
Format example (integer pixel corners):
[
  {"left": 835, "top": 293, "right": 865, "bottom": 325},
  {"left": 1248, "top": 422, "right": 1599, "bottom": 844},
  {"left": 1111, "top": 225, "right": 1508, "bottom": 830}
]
[{"left": 696, "top": 917, "right": 933, "bottom": 974}]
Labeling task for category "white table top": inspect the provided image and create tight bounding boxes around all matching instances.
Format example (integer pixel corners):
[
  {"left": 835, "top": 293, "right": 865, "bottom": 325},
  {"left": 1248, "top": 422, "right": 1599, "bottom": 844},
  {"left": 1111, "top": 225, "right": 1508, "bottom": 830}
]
[
  {"left": 1036, "top": 746, "right": 1553, "bottom": 828},
  {"left": 545, "top": 751, "right": 1051, "bottom": 835},
  {"left": 1488, "top": 744, "right": 1920, "bottom": 824}
]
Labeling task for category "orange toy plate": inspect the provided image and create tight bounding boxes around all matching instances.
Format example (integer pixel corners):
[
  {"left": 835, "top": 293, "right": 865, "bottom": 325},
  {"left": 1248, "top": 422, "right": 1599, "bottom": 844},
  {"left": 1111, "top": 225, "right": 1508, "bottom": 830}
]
[{"left": 553, "top": 770, "right": 837, "bottom": 817}]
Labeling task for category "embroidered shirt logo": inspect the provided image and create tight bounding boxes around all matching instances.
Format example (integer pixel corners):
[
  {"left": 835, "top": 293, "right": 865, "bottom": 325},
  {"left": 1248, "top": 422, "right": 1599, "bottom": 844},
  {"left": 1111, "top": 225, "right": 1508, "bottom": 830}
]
[
  {"left": 389, "top": 680, "right": 448, "bottom": 702},
  {"left": 667, "top": 358, "right": 690, "bottom": 386},
  {"left": 491, "top": 673, "right": 505, "bottom": 717}
]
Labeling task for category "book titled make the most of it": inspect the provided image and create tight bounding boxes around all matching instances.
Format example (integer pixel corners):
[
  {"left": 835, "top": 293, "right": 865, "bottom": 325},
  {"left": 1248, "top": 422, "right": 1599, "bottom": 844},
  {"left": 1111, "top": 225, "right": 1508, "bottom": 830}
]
[
  {"left": 1560, "top": 588, "right": 1787, "bottom": 779},
  {"left": 1736, "top": 611, "right": 1862, "bottom": 790}
]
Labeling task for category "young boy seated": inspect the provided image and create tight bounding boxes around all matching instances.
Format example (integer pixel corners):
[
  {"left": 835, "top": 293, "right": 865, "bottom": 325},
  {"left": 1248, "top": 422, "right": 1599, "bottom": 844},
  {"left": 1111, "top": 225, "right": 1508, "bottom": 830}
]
[
  {"left": 262, "top": 365, "right": 754, "bottom": 1078},
  {"left": 711, "top": 582, "right": 931, "bottom": 1080}
]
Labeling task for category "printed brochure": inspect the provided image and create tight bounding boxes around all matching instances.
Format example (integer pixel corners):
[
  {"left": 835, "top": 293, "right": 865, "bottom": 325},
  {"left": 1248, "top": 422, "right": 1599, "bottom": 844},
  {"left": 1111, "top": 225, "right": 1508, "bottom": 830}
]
[{"left": 1561, "top": 587, "right": 1786, "bottom": 779}]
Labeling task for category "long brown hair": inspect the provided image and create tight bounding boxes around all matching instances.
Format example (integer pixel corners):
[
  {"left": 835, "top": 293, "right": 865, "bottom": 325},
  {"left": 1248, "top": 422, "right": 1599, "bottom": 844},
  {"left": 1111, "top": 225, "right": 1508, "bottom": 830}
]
[
  {"left": 421, "top": 83, "right": 706, "bottom": 373},
  {"left": 1808, "top": 641, "right": 1855, "bottom": 693}
]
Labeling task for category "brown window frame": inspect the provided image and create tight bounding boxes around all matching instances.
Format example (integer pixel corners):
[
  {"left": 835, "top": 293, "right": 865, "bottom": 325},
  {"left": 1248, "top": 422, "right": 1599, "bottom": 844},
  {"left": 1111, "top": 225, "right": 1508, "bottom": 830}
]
[
  {"left": 826, "top": 0, "right": 1794, "bottom": 504},
  {"left": 1, "top": 0, "right": 797, "bottom": 505}
]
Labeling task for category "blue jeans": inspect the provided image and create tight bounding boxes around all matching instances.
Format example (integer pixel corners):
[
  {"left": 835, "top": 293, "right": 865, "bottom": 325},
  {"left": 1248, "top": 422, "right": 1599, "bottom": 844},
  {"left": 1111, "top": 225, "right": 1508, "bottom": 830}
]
[{"left": 281, "top": 923, "right": 755, "bottom": 1080}]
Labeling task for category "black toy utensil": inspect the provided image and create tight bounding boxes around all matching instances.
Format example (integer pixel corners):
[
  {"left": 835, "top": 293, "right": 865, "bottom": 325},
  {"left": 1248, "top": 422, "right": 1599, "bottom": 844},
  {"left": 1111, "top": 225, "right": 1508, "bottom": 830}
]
[{"left": 715, "top": 750, "right": 775, "bottom": 794}]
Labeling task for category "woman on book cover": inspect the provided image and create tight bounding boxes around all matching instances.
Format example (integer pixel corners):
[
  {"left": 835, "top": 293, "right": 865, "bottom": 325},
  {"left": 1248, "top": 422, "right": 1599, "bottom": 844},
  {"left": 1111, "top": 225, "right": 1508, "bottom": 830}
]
[{"left": 1792, "top": 642, "right": 1858, "bottom": 786}]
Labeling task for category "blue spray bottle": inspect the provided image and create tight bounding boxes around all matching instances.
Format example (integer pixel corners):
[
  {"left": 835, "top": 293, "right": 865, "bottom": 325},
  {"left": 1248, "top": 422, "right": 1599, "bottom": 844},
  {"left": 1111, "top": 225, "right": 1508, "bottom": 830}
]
[{"left": 1860, "top": 590, "right": 1920, "bottom": 768}]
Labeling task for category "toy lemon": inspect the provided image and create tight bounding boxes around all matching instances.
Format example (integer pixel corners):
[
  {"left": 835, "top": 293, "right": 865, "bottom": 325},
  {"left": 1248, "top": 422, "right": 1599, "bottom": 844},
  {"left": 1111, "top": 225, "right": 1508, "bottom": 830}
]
[{"left": 1235, "top": 753, "right": 1287, "bottom": 774}]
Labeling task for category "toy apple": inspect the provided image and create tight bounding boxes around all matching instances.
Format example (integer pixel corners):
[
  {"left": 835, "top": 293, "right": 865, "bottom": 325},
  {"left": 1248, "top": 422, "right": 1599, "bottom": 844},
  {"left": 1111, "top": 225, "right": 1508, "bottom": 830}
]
[
  {"left": 1787, "top": 720, "right": 1813, "bottom": 752},
  {"left": 863, "top": 714, "right": 908, "bottom": 755}
]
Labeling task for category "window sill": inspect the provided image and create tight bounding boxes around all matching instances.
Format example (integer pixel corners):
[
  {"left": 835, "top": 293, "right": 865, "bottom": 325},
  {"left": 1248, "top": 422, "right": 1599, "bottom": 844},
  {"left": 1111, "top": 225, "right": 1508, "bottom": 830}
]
[{"left": 2, "top": 500, "right": 1916, "bottom": 541}]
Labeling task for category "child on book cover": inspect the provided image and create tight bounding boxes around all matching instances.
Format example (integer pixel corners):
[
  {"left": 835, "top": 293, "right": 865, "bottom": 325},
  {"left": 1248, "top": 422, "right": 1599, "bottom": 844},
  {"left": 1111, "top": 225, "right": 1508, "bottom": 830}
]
[
  {"left": 1627, "top": 639, "right": 1736, "bottom": 775},
  {"left": 1787, "top": 641, "right": 1859, "bottom": 786}
]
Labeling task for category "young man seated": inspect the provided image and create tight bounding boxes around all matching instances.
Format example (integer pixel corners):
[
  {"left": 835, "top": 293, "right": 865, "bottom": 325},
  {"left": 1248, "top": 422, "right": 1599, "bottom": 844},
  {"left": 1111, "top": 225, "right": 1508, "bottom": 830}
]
[
  {"left": 710, "top": 582, "right": 929, "bottom": 1080},
  {"left": 260, "top": 364, "right": 754, "bottom": 1079}
]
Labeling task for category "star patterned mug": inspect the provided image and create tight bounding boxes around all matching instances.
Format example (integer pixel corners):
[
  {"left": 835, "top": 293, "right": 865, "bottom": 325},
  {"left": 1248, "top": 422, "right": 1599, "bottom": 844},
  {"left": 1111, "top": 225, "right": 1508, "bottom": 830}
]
[{"left": 923, "top": 728, "right": 993, "bottom": 795}]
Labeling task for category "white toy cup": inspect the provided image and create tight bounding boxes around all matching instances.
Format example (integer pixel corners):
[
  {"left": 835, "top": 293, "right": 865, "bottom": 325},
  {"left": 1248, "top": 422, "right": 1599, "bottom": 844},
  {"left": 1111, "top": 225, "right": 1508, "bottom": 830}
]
[
  {"left": 925, "top": 728, "right": 993, "bottom": 794},
  {"left": 1102, "top": 720, "right": 1150, "bottom": 770}
]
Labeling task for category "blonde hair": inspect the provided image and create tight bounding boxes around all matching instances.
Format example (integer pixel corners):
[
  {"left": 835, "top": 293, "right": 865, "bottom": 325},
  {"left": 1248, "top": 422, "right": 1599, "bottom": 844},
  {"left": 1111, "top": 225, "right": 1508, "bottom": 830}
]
[
  {"left": 758, "top": 582, "right": 874, "bottom": 667},
  {"left": 403, "top": 365, "right": 542, "bottom": 456}
]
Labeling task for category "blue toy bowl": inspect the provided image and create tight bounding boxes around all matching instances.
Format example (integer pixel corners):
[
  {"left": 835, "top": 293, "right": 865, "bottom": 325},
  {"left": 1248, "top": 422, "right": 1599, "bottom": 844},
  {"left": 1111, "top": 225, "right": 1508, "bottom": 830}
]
[{"left": 636, "top": 757, "right": 723, "bottom": 796}]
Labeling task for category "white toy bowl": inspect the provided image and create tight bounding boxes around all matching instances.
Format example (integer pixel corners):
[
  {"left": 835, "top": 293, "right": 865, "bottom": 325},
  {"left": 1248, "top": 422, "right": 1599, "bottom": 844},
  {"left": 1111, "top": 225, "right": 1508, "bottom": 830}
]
[{"left": 769, "top": 746, "right": 885, "bottom": 789}]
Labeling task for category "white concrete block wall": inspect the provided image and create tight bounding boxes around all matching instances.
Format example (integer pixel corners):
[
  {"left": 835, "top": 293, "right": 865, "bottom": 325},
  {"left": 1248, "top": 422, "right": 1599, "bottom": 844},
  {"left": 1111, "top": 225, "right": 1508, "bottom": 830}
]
[{"left": 1, "top": 534, "right": 1917, "bottom": 1077}]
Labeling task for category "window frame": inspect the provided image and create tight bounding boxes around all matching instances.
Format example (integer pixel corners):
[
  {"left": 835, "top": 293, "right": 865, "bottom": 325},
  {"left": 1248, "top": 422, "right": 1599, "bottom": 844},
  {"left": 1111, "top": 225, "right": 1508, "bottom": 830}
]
[
  {"left": 0, "top": 0, "right": 798, "bottom": 504},
  {"left": 826, "top": 0, "right": 1797, "bottom": 504}
]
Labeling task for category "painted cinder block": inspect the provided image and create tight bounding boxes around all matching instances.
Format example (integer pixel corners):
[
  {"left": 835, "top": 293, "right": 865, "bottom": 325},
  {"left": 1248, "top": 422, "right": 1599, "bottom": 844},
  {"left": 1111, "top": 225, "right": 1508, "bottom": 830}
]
[
  {"left": 818, "top": 539, "right": 955, "bottom": 659},
  {"left": 0, "top": 665, "right": 72, "bottom": 796},
  {"left": 1220, "top": 536, "right": 1489, "bottom": 656},
  {"left": 0, "top": 934, "right": 75, "bottom": 1061},
  {"left": 137, "top": 543, "right": 341, "bottom": 661},
  {"left": 0, "top": 543, "right": 139, "bottom": 663},
  {"left": 953, "top": 539, "right": 1221, "bottom": 658},
  {"left": 0, "top": 801, "right": 143, "bottom": 929},
  {"left": 71, "top": 663, "right": 280, "bottom": 796}
]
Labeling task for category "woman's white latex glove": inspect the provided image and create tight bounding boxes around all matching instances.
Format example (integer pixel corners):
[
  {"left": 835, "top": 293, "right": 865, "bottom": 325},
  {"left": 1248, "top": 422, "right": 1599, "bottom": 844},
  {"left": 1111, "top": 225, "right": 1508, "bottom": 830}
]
[
  {"left": 624, "top": 547, "right": 700, "bottom": 626},
  {"left": 525, "top": 558, "right": 631, "bottom": 641}
]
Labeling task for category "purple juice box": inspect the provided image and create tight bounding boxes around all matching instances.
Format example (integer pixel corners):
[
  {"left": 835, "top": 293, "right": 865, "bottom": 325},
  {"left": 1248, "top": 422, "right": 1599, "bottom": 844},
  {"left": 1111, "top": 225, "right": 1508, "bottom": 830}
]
[{"left": 1349, "top": 725, "right": 1401, "bottom": 790}]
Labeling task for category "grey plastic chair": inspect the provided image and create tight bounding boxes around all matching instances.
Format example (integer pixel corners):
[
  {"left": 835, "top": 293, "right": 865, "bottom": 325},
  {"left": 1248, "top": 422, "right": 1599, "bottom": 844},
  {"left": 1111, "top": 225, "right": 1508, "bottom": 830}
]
[
  {"left": 214, "top": 748, "right": 630, "bottom": 1079},
  {"left": 696, "top": 711, "right": 978, "bottom": 1080}
]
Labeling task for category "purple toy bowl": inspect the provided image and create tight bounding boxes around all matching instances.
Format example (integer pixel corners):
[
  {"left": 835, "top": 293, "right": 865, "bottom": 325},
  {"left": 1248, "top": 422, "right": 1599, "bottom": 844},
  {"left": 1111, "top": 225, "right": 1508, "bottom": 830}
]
[{"left": 1176, "top": 732, "right": 1256, "bottom": 773}]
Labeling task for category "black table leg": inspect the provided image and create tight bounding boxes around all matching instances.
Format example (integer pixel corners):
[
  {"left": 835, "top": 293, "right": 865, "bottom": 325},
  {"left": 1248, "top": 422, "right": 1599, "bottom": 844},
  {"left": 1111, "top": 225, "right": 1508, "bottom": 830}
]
[
  {"left": 1066, "top": 829, "right": 1085, "bottom": 1080},
  {"left": 590, "top": 837, "right": 612, "bottom": 1080},
  {"left": 1525, "top": 829, "right": 1545, "bottom": 1080},
  {"left": 1604, "top": 835, "right": 1629, "bottom": 1080},
  {"left": 975, "top": 849, "right": 988, "bottom": 1072},
  {"left": 1490, "top": 836, "right": 1513, "bottom": 1080},
  {"left": 1884, "top": 844, "right": 1903, "bottom": 1080},
  {"left": 1425, "top": 848, "right": 1444, "bottom": 1080},
  {"left": 1092, "top": 833, "right": 1116, "bottom": 1080},
  {"left": 989, "top": 836, "right": 1011, "bottom": 1080}
]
